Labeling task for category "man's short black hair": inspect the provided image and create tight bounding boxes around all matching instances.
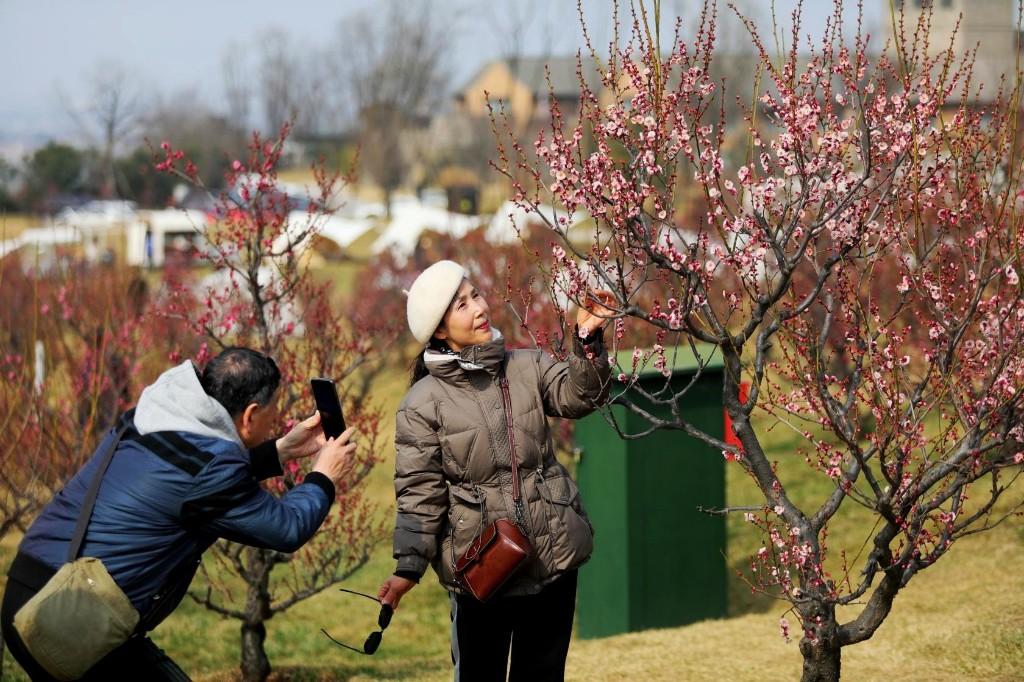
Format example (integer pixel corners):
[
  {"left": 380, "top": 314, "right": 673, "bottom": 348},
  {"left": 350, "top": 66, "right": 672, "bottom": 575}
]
[{"left": 200, "top": 347, "right": 281, "bottom": 417}]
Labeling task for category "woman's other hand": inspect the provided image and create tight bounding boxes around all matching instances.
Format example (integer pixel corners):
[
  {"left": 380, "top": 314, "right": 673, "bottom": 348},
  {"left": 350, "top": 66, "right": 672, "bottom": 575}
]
[{"left": 378, "top": 575, "right": 417, "bottom": 611}]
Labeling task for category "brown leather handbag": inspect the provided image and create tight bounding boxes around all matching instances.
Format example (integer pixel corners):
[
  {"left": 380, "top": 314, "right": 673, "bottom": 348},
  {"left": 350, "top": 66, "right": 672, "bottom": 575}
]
[
  {"left": 453, "top": 377, "right": 533, "bottom": 601},
  {"left": 454, "top": 518, "right": 531, "bottom": 601}
]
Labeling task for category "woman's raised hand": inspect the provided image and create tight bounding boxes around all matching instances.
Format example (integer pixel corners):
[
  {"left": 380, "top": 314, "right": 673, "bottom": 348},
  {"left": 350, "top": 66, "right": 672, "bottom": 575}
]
[{"left": 576, "top": 289, "right": 617, "bottom": 338}]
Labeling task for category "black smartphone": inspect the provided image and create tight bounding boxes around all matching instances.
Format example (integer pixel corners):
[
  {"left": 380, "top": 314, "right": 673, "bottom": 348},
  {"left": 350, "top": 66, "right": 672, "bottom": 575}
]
[{"left": 311, "top": 378, "right": 346, "bottom": 440}]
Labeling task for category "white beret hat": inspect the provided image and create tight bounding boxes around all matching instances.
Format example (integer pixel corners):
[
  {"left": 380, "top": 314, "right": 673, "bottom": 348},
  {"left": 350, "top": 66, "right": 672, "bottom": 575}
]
[{"left": 405, "top": 260, "right": 467, "bottom": 345}]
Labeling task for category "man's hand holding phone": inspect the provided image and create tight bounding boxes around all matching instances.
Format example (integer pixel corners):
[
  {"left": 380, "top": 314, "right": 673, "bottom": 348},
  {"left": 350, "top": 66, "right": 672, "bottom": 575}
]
[
  {"left": 275, "top": 412, "right": 327, "bottom": 466},
  {"left": 313, "top": 427, "right": 357, "bottom": 489},
  {"left": 275, "top": 412, "right": 357, "bottom": 489}
]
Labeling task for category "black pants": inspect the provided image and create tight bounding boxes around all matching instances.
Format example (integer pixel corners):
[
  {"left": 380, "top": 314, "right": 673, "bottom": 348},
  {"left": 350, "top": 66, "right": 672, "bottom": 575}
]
[
  {"left": 450, "top": 569, "right": 578, "bottom": 682},
  {"left": 1, "top": 552, "right": 190, "bottom": 681}
]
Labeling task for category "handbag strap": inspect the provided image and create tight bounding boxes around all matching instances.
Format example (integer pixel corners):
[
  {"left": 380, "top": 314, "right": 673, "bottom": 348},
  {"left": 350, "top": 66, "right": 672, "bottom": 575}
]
[
  {"left": 498, "top": 376, "right": 525, "bottom": 525},
  {"left": 67, "top": 412, "right": 132, "bottom": 563}
]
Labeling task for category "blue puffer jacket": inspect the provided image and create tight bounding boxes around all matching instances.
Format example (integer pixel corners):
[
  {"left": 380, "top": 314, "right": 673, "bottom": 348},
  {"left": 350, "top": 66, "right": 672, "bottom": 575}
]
[{"left": 18, "top": 360, "right": 335, "bottom": 632}]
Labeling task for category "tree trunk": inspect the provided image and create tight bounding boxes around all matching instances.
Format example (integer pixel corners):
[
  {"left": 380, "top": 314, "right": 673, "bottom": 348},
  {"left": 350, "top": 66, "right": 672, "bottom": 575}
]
[
  {"left": 799, "top": 637, "right": 842, "bottom": 682},
  {"left": 240, "top": 621, "right": 269, "bottom": 682},
  {"left": 239, "top": 549, "right": 272, "bottom": 682},
  {"left": 798, "top": 600, "right": 842, "bottom": 682}
]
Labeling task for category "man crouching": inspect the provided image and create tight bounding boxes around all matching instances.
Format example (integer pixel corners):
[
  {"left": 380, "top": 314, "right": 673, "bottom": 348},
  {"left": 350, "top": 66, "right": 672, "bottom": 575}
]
[{"left": 1, "top": 347, "right": 355, "bottom": 680}]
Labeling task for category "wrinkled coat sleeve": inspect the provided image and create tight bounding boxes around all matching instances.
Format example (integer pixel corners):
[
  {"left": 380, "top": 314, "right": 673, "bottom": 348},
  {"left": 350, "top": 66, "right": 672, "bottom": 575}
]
[
  {"left": 182, "top": 451, "right": 334, "bottom": 554},
  {"left": 540, "top": 332, "right": 612, "bottom": 419},
  {"left": 392, "top": 404, "right": 447, "bottom": 578}
]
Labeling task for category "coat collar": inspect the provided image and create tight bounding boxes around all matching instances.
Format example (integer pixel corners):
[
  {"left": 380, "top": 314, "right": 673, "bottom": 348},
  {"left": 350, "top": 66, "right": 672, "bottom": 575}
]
[{"left": 424, "top": 329, "right": 506, "bottom": 383}]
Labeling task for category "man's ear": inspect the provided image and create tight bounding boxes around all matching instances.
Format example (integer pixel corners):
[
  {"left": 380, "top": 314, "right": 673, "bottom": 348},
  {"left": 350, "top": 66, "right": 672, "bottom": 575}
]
[{"left": 236, "top": 402, "right": 259, "bottom": 439}]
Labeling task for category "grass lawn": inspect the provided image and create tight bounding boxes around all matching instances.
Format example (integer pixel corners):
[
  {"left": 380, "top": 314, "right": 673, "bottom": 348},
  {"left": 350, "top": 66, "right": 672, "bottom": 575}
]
[{"left": 1, "top": 345, "right": 1021, "bottom": 680}]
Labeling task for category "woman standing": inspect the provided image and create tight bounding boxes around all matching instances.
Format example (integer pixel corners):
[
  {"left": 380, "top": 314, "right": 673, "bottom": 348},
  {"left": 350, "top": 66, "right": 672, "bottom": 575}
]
[{"left": 378, "top": 260, "right": 613, "bottom": 681}]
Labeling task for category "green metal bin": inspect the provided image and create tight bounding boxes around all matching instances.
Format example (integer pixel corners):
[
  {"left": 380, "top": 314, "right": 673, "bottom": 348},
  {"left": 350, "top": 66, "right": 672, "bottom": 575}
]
[{"left": 575, "top": 344, "right": 727, "bottom": 639}]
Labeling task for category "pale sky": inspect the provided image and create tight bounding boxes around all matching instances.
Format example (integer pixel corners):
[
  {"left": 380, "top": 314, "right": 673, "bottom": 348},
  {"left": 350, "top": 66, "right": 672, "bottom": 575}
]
[{"left": 0, "top": 0, "right": 879, "bottom": 154}]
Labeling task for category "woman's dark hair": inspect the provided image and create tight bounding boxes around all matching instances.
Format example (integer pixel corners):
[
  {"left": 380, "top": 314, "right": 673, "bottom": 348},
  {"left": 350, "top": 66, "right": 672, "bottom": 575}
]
[
  {"left": 200, "top": 347, "right": 281, "bottom": 417},
  {"left": 410, "top": 338, "right": 452, "bottom": 386}
]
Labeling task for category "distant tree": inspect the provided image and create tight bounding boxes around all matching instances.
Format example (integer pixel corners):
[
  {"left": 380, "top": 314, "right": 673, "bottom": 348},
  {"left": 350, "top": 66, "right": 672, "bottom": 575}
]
[
  {"left": 223, "top": 35, "right": 339, "bottom": 151},
  {"left": 256, "top": 30, "right": 301, "bottom": 137},
  {"left": 21, "top": 142, "right": 85, "bottom": 212},
  {"left": 293, "top": 49, "right": 338, "bottom": 138},
  {"left": 61, "top": 61, "right": 145, "bottom": 198},
  {"left": 116, "top": 147, "right": 178, "bottom": 207},
  {"left": 0, "top": 158, "right": 21, "bottom": 212},
  {"left": 334, "top": 0, "right": 451, "bottom": 216},
  {"left": 223, "top": 45, "right": 254, "bottom": 132},
  {"left": 485, "top": 0, "right": 562, "bottom": 63}
]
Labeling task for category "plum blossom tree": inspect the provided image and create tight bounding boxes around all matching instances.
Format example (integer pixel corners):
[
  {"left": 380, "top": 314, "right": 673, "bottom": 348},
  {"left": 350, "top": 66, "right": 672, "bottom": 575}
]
[
  {"left": 494, "top": 1, "right": 1024, "bottom": 680},
  {"left": 0, "top": 258, "right": 193, "bottom": 543},
  {"left": 154, "top": 124, "right": 394, "bottom": 681}
]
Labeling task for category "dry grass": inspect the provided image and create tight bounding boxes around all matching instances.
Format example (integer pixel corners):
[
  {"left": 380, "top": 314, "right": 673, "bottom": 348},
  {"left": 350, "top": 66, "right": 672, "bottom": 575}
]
[
  {"left": 561, "top": 518, "right": 1024, "bottom": 682},
  {"left": 0, "top": 213, "right": 38, "bottom": 242}
]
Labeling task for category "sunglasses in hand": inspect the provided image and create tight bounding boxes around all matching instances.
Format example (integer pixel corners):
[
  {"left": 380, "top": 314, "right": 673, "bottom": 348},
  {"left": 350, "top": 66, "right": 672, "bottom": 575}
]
[{"left": 321, "top": 587, "right": 393, "bottom": 655}]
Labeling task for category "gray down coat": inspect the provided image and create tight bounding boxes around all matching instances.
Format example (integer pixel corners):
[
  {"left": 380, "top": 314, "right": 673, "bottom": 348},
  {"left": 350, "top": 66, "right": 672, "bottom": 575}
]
[{"left": 392, "top": 332, "right": 610, "bottom": 596}]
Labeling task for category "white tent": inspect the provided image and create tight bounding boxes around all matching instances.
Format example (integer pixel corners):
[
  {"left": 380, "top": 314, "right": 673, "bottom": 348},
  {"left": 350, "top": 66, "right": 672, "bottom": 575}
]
[
  {"left": 317, "top": 213, "right": 375, "bottom": 248},
  {"left": 0, "top": 225, "right": 80, "bottom": 257},
  {"left": 486, "top": 200, "right": 587, "bottom": 244},
  {"left": 272, "top": 211, "right": 375, "bottom": 256},
  {"left": 54, "top": 200, "right": 138, "bottom": 228},
  {"left": 126, "top": 209, "right": 210, "bottom": 267},
  {"left": 371, "top": 198, "right": 481, "bottom": 257},
  {"left": 0, "top": 225, "right": 87, "bottom": 273}
]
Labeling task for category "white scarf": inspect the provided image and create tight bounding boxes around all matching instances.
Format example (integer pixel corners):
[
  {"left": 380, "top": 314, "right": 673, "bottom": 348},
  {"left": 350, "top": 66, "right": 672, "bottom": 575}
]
[{"left": 423, "top": 328, "right": 503, "bottom": 372}]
